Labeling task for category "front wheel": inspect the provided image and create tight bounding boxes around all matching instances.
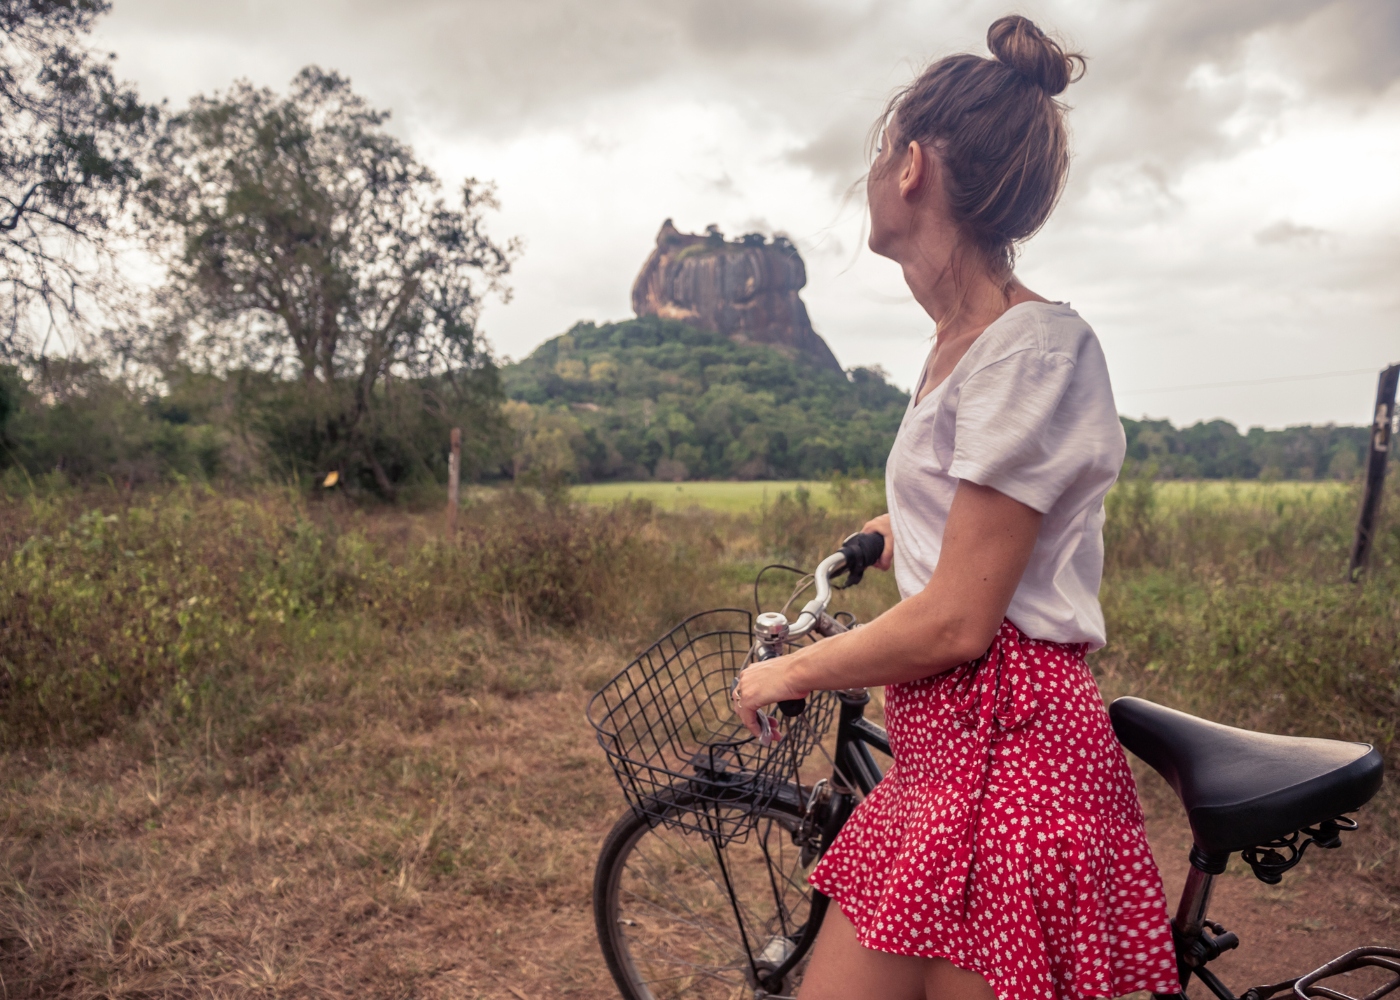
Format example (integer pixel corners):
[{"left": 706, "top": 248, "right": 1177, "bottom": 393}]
[{"left": 593, "top": 794, "right": 828, "bottom": 1000}]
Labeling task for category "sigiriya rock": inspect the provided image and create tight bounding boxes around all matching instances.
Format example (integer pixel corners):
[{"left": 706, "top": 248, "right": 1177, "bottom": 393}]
[{"left": 631, "top": 220, "right": 844, "bottom": 374}]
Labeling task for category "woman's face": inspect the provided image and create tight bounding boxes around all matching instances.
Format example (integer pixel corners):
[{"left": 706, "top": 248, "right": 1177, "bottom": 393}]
[
  {"left": 866, "top": 124, "right": 956, "bottom": 267},
  {"left": 866, "top": 123, "right": 913, "bottom": 261}
]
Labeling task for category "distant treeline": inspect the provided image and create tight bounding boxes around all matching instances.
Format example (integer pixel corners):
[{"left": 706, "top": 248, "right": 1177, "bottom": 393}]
[
  {"left": 500, "top": 316, "right": 1378, "bottom": 484},
  {"left": 1122, "top": 417, "right": 1371, "bottom": 481},
  {"left": 0, "top": 340, "right": 1380, "bottom": 493},
  {"left": 0, "top": 361, "right": 505, "bottom": 498}
]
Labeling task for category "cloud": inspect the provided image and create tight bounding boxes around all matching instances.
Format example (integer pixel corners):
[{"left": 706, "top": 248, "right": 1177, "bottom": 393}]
[
  {"left": 784, "top": 103, "right": 877, "bottom": 196},
  {"left": 678, "top": 0, "right": 870, "bottom": 55},
  {"left": 97, "top": 0, "right": 883, "bottom": 134},
  {"left": 1254, "top": 220, "right": 1330, "bottom": 245},
  {"left": 93, "top": 0, "right": 1400, "bottom": 428}
]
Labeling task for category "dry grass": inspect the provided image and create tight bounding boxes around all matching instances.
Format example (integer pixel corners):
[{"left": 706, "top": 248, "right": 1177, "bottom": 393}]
[
  {"left": 0, "top": 633, "right": 624, "bottom": 998},
  {"left": 0, "top": 481, "right": 894, "bottom": 997},
  {"left": 0, "top": 475, "right": 1395, "bottom": 997}
]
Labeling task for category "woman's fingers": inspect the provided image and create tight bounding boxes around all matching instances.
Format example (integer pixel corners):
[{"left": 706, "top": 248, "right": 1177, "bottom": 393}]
[
  {"left": 861, "top": 513, "right": 895, "bottom": 570},
  {"left": 734, "top": 660, "right": 817, "bottom": 744},
  {"left": 739, "top": 704, "right": 763, "bottom": 738},
  {"left": 732, "top": 659, "right": 810, "bottom": 735},
  {"left": 733, "top": 674, "right": 764, "bottom": 737}
]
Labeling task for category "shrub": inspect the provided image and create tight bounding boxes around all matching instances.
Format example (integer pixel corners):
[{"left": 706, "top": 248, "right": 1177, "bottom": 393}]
[
  {"left": 1095, "top": 479, "right": 1400, "bottom": 762},
  {"left": 0, "top": 486, "right": 724, "bottom": 747}
]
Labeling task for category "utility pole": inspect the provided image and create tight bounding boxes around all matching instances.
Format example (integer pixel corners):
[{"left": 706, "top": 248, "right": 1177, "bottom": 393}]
[
  {"left": 447, "top": 427, "right": 462, "bottom": 538},
  {"left": 1348, "top": 364, "right": 1399, "bottom": 580}
]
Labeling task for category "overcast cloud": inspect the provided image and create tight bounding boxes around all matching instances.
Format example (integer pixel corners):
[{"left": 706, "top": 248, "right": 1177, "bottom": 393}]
[{"left": 94, "top": 0, "right": 1400, "bottom": 429}]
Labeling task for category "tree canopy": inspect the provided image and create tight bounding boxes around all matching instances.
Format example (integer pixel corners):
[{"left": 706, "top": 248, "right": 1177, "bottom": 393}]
[
  {"left": 0, "top": 0, "right": 153, "bottom": 355},
  {"left": 140, "top": 67, "right": 515, "bottom": 495}
]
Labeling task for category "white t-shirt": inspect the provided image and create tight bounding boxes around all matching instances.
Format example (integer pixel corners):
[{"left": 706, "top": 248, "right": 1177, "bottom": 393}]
[{"left": 885, "top": 300, "right": 1125, "bottom": 650}]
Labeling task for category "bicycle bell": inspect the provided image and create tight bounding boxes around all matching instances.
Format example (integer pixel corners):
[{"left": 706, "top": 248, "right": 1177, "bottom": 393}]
[{"left": 754, "top": 612, "right": 790, "bottom": 659}]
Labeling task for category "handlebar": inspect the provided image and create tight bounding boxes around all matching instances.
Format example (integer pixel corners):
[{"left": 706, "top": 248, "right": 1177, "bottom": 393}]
[
  {"left": 784, "top": 530, "right": 885, "bottom": 642},
  {"left": 750, "top": 530, "right": 886, "bottom": 729},
  {"left": 839, "top": 529, "right": 887, "bottom": 587}
]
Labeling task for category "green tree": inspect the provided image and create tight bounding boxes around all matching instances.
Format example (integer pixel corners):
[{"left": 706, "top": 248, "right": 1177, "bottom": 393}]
[
  {"left": 142, "top": 67, "right": 516, "bottom": 496},
  {"left": 0, "top": 0, "right": 154, "bottom": 354}
]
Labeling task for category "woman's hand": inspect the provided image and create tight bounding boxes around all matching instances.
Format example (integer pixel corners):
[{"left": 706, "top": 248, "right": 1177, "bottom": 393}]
[
  {"left": 732, "top": 655, "right": 812, "bottom": 739},
  {"left": 862, "top": 513, "right": 894, "bottom": 571},
  {"left": 763, "top": 482, "right": 1041, "bottom": 694}
]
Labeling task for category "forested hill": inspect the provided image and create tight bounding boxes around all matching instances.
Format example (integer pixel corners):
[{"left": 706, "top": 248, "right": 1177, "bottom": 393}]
[{"left": 501, "top": 317, "right": 908, "bottom": 481}]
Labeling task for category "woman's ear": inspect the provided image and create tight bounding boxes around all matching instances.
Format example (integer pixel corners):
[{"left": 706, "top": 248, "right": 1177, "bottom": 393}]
[{"left": 899, "top": 141, "right": 927, "bottom": 200}]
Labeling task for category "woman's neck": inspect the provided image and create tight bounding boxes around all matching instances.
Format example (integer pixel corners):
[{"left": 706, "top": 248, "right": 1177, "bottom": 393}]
[{"left": 909, "top": 265, "right": 1049, "bottom": 405}]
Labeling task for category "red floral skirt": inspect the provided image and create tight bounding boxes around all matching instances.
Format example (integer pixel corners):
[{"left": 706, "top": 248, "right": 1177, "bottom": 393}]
[{"left": 808, "top": 620, "right": 1179, "bottom": 1000}]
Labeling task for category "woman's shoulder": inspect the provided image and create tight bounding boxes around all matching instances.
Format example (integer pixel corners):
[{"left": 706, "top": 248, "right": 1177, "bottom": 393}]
[{"left": 964, "top": 300, "right": 1100, "bottom": 374}]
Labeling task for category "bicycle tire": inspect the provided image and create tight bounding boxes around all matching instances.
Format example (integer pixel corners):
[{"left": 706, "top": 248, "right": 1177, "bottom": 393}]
[{"left": 593, "top": 791, "right": 829, "bottom": 1000}]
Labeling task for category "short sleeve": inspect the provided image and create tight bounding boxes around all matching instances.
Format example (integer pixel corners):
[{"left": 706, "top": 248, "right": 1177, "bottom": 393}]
[{"left": 948, "top": 350, "right": 1080, "bottom": 513}]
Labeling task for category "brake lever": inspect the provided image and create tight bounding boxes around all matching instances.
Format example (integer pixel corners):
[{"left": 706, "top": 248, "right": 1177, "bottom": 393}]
[
  {"left": 731, "top": 675, "right": 784, "bottom": 747},
  {"left": 757, "top": 711, "right": 784, "bottom": 748}
]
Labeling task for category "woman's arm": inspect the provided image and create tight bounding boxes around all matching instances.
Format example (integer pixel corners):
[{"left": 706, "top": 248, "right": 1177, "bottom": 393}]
[{"left": 734, "top": 480, "right": 1042, "bottom": 736}]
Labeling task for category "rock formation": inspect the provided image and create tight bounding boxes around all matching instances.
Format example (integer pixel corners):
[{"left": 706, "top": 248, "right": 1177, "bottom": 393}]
[{"left": 631, "top": 220, "right": 843, "bottom": 373}]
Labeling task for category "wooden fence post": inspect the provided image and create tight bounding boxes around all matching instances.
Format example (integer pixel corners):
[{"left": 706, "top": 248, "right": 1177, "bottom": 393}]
[
  {"left": 447, "top": 427, "right": 462, "bottom": 537},
  {"left": 1349, "top": 363, "right": 1399, "bottom": 580}
]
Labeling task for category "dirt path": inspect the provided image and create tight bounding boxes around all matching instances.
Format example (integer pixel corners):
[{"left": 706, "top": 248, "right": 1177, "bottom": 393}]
[{"left": 2, "top": 677, "right": 1393, "bottom": 999}]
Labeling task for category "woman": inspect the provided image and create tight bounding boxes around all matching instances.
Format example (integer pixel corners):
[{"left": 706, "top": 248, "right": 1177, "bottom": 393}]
[{"left": 733, "top": 16, "right": 1180, "bottom": 1000}]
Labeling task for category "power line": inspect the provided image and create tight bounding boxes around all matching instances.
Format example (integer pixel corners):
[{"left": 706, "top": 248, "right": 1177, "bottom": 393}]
[{"left": 1118, "top": 367, "right": 1380, "bottom": 396}]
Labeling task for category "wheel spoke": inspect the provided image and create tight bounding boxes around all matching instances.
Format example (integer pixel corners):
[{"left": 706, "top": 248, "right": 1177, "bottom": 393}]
[
  {"left": 619, "top": 887, "right": 741, "bottom": 951},
  {"left": 601, "top": 802, "right": 818, "bottom": 1000},
  {"left": 623, "top": 842, "right": 744, "bottom": 951},
  {"left": 632, "top": 825, "right": 771, "bottom": 945}
]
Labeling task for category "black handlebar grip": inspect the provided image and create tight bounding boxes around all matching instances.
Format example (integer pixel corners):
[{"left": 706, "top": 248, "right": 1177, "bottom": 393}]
[
  {"left": 777, "top": 698, "right": 807, "bottom": 717},
  {"left": 838, "top": 530, "right": 887, "bottom": 586}
]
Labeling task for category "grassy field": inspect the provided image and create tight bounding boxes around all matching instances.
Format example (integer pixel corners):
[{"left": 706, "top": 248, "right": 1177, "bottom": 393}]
[
  {"left": 0, "top": 476, "right": 1395, "bottom": 997},
  {"left": 570, "top": 479, "right": 840, "bottom": 511},
  {"left": 568, "top": 477, "right": 1352, "bottom": 513}
]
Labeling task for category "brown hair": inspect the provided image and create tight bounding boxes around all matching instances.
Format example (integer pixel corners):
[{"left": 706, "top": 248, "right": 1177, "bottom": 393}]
[{"left": 875, "top": 15, "right": 1085, "bottom": 286}]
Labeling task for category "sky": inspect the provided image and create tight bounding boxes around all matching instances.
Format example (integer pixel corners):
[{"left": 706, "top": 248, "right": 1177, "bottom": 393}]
[{"left": 92, "top": 0, "right": 1400, "bottom": 430}]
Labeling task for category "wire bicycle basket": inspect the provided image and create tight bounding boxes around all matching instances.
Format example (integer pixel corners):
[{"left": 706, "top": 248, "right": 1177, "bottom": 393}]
[{"left": 587, "top": 608, "right": 837, "bottom": 846}]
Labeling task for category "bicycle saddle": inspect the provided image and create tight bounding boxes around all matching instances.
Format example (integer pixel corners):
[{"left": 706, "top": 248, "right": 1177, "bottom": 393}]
[{"left": 1110, "top": 697, "right": 1384, "bottom": 856}]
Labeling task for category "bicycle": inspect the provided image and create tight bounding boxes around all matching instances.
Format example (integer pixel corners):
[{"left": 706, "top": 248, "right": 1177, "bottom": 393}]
[{"left": 587, "top": 534, "right": 1395, "bottom": 1000}]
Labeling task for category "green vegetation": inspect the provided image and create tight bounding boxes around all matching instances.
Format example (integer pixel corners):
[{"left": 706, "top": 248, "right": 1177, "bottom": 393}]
[
  {"left": 0, "top": 474, "right": 1392, "bottom": 765},
  {"left": 3, "top": 13, "right": 515, "bottom": 500},
  {"left": 136, "top": 68, "right": 514, "bottom": 500},
  {"left": 0, "top": 487, "right": 700, "bottom": 747},
  {"left": 0, "top": 478, "right": 1395, "bottom": 994},
  {"left": 567, "top": 477, "right": 1355, "bottom": 514},
  {"left": 1122, "top": 416, "right": 1370, "bottom": 480},
  {"left": 3, "top": 341, "right": 1384, "bottom": 493},
  {"left": 501, "top": 317, "right": 907, "bottom": 481},
  {"left": 571, "top": 479, "right": 840, "bottom": 511},
  {"left": 1096, "top": 476, "right": 1398, "bottom": 743},
  {"left": 0, "top": 360, "right": 505, "bottom": 495}
]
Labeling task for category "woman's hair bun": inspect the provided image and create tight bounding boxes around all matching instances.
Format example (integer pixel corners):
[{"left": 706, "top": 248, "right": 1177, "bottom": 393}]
[{"left": 987, "top": 15, "right": 1085, "bottom": 96}]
